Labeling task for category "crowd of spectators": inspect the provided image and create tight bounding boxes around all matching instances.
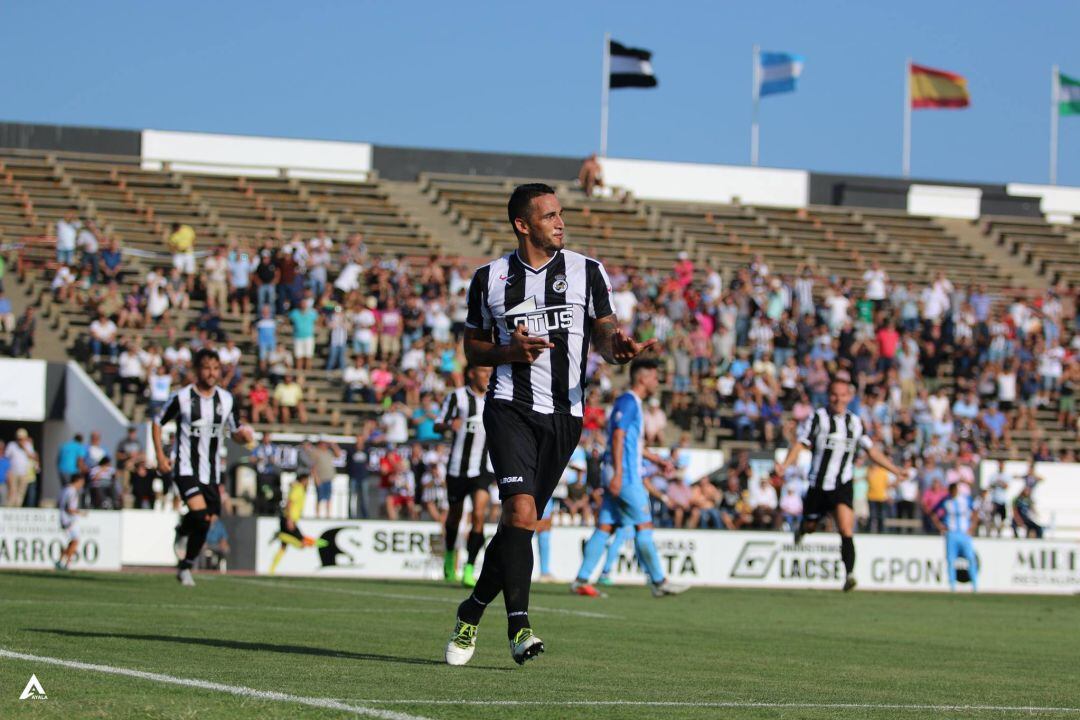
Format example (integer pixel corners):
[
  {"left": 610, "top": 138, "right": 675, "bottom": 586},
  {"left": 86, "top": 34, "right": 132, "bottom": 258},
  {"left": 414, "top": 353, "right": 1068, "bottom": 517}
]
[{"left": 19, "top": 202, "right": 1080, "bottom": 537}]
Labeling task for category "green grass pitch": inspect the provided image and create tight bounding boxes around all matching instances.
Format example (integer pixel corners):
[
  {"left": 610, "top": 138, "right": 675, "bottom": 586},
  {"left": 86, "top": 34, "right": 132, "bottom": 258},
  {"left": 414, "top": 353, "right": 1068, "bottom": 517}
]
[{"left": 0, "top": 570, "right": 1077, "bottom": 719}]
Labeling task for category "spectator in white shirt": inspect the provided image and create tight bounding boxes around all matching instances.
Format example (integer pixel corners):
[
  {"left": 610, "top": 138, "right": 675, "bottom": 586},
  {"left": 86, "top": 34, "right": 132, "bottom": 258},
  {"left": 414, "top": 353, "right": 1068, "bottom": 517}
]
[
  {"left": 55, "top": 211, "right": 80, "bottom": 266},
  {"left": 118, "top": 343, "right": 147, "bottom": 396},
  {"left": 89, "top": 311, "right": 119, "bottom": 361},
  {"left": 862, "top": 260, "right": 889, "bottom": 309},
  {"left": 379, "top": 403, "right": 410, "bottom": 445},
  {"left": 77, "top": 221, "right": 101, "bottom": 285},
  {"left": 343, "top": 354, "right": 374, "bottom": 403}
]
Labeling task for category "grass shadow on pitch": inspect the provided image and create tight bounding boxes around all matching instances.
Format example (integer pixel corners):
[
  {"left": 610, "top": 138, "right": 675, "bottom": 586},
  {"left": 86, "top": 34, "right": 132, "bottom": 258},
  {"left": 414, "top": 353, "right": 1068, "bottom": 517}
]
[
  {"left": 0, "top": 570, "right": 129, "bottom": 584},
  {"left": 30, "top": 629, "right": 511, "bottom": 671}
]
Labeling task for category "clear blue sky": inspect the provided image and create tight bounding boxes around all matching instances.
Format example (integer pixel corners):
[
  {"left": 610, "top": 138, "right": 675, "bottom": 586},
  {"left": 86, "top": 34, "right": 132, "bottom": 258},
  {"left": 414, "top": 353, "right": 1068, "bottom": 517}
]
[{"left": 3, "top": 1, "right": 1079, "bottom": 186}]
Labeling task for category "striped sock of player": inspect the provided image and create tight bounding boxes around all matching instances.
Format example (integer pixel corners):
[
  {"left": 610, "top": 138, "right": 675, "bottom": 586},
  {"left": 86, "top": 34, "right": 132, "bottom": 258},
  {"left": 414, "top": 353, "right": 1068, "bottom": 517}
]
[{"left": 634, "top": 529, "right": 666, "bottom": 585}]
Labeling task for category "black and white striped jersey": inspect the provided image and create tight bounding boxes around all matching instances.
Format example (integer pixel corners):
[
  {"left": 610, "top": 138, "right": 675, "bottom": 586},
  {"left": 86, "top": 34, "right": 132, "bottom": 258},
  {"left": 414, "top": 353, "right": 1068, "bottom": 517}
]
[
  {"left": 465, "top": 249, "right": 614, "bottom": 416},
  {"left": 440, "top": 386, "right": 493, "bottom": 478},
  {"left": 156, "top": 385, "right": 239, "bottom": 485},
  {"left": 797, "top": 407, "right": 874, "bottom": 491}
]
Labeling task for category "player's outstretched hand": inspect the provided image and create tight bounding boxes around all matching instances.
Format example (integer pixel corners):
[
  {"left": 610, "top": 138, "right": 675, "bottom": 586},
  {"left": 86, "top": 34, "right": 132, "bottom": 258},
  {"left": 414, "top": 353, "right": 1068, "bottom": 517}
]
[
  {"left": 234, "top": 424, "right": 256, "bottom": 447},
  {"left": 508, "top": 322, "right": 554, "bottom": 364},
  {"left": 612, "top": 329, "right": 658, "bottom": 364},
  {"left": 156, "top": 453, "right": 172, "bottom": 476}
]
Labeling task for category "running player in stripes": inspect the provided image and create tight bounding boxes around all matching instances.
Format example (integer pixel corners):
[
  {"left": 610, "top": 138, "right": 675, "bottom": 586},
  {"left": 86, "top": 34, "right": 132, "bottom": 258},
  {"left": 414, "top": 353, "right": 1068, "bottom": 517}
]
[
  {"left": 571, "top": 359, "right": 688, "bottom": 597},
  {"left": 437, "top": 364, "right": 494, "bottom": 587},
  {"left": 153, "top": 348, "right": 254, "bottom": 586},
  {"left": 445, "top": 183, "right": 656, "bottom": 666},
  {"left": 931, "top": 482, "right": 980, "bottom": 592},
  {"left": 775, "top": 377, "right": 904, "bottom": 592}
]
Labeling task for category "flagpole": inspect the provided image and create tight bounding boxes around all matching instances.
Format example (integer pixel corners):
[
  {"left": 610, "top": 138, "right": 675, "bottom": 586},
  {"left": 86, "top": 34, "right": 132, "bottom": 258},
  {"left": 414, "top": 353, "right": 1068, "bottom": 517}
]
[
  {"left": 1050, "top": 64, "right": 1060, "bottom": 185},
  {"left": 751, "top": 44, "right": 761, "bottom": 166},
  {"left": 600, "top": 32, "right": 611, "bottom": 157},
  {"left": 902, "top": 57, "right": 912, "bottom": 178}
]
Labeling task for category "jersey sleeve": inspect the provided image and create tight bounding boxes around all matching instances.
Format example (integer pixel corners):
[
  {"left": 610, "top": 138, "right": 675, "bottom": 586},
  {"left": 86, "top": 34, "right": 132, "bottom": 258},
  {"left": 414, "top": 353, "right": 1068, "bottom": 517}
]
[
  {"left": 156, "top": 392, "right": 181, "bottom": 426},
  {"left": 611, "top": 394, "right": 638, "bottom": 431},
  {"left": 223, "top": 393, "right": 241, "bottom": 435},
  {"left": 796, "top": 411, "right": 819, "bottom": 447},
  {"left": 465, "top": 266, "right": 492, "bottom": 330},
  {"left": 586, "top": 259, "right": 614, "bottom": 320},
  {"left": 858, "top": 434, "right": 875, "bottom": 451},
  {"left": 439, "top": 391, "right": 459, "bottom": 426}
]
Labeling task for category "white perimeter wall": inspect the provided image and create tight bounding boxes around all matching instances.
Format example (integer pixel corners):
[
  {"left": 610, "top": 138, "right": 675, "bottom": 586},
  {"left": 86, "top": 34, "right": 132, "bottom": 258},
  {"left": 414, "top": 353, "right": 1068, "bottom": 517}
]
[
  {"left": 600, "top": 157, "right": 809, "bottom": 208},
  {"left": 141, "top": 129, "right": 372, "bottom": 181}
]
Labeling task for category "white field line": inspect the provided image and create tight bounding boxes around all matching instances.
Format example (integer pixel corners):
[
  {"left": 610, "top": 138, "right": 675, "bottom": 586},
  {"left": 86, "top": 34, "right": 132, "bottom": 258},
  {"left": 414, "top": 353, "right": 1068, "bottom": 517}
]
[
  {"left": 0, "top": 598, "right": 439, "bottom": 615},
  {"left": 229, "top": 577, "right": 620, "bottom": 620},
  {"left": 0, "top": 648, "right": 431, "bottom": 720},
  {"left": 328, "top": 698, "right": 1080, "bottom": 714}
]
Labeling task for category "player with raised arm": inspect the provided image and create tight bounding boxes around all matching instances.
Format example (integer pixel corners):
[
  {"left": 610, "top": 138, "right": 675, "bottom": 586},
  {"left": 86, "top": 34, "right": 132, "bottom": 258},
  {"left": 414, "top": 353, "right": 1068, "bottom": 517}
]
[
  {"left": 445, "top": 183, "right": 655, "bottom": 666},
  {"left": 775, "top": 377, "right": 904, "bottom": 592},
  {"left": 436, "top": 364, "right": 495, "bottom": 587},
  {"left": 571, "top": 359, "right": 688, "bottom": 598},
  {"left": 152, "top": 348, "right": 254, "bottom": 586}
]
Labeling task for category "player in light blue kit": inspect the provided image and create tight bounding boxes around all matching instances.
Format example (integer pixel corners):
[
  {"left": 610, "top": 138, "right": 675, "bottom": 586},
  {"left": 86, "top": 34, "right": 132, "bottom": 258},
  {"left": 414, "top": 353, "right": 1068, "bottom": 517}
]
[
  {"left": 931, "top": 482, "right": 980, "bottom": 592},
  {"left": 571, "top": 359, "right": 688, "bottom": 598}
]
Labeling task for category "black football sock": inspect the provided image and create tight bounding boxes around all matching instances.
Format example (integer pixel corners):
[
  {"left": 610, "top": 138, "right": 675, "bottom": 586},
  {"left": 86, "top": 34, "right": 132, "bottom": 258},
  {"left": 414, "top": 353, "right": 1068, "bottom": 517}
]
[
  {"left": 466, "top": 531, "right": 485, "bottom": 564},
  {"left": 500, "top": 525, "right": 535, "bottom": 640},
  {"left": 458, "top": 531, "right": 504, "bottom": 625},
  {"left": 444, "top": 518, "right": 459, "bottom": 553},
  {"left": 840, "top": 535, "right": 855, "bottom": 576},
  {"left": 181, "top": 510, "right": 210, "bottom": 570}
]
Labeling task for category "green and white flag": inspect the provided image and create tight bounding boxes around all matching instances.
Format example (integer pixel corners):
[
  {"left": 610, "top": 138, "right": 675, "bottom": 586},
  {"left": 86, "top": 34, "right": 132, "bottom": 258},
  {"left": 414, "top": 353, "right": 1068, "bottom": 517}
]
[{"left": 1060, "top": 72, "right": 1080, "bottom": 116}]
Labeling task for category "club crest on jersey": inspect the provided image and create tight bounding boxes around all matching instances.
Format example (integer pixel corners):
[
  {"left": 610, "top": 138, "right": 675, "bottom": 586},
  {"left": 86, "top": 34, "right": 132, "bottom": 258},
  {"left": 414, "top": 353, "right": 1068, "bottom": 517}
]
[
  {"left": 551, "top": 274, "right": 568, "bottom": 293},
  {"left": 503, "top": 296, "right": 573, "bottom": 334}
]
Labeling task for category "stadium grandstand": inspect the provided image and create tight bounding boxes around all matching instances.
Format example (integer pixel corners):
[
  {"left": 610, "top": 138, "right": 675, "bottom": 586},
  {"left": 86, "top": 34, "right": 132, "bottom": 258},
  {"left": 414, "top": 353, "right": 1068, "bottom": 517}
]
[{"left": 0, "top": 122, "right": 1077, "bottom": 544}]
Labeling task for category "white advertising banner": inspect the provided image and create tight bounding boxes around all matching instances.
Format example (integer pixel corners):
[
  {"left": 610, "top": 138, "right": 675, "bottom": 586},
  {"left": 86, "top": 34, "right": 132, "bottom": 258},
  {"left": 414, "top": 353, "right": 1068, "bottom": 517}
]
[
  {"left": 255, "top": 519, "right": 1080, "bottom": 595},
  {"left": 256, "top": 518, "right": 448, "bottom": 579},
  {"left": 120, "top": 510, "right": 181, "bottom": 566},
  {"left": 0, "top": 358, "right": 46, "bottom": 421},
  {"left": 978, "top": 461, "right": 1080, "bottom": 539},
  {"left": 0, "top": 509, "right": 121, "bottom": 570}
]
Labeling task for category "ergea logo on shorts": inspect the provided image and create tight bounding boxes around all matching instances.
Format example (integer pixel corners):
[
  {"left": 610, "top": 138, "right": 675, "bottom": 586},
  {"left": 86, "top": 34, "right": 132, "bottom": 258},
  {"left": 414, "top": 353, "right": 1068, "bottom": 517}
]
[{"left": 499, "top": 476, "right": 524, "bottom": 485}]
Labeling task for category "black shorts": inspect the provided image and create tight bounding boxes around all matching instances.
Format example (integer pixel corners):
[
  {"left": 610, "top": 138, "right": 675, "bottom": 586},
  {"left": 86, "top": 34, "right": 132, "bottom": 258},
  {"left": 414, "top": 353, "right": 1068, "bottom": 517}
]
[
  {"left": 484, "top": 399, "right": 583, "bottom": 515},
  {"left": 803, "top": 482, "right": 854, "bottom": 522},
  {"left": 278, "top": 516, "right": 303, "bottom": 542},
  {"left": 992, "top": 502, "right": 1007, "bottom": 521},
  {"left": 446, "top": 473, "right": 495, "bottom": 505},
  {"left": 173, "top": 476, "right": 222, "bottom": 517}
]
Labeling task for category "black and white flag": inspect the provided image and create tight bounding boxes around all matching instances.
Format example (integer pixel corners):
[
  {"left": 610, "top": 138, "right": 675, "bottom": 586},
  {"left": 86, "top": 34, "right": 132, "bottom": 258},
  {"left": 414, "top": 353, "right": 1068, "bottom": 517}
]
[{"left": 609, "top": 40, "right": 658, "bottom": 89}]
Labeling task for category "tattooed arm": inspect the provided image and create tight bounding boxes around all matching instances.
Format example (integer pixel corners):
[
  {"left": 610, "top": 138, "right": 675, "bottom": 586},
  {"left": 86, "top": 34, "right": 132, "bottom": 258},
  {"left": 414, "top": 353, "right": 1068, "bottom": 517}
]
[{"left": 592, "top": 314, "right": 658, "bottom": 365}]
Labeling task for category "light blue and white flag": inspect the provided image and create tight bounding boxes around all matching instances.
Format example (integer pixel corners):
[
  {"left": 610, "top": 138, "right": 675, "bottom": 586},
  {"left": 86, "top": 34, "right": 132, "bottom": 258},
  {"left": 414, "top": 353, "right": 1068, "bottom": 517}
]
[{"left": 758, "top": 51, "right": 804, "bottom": 97}]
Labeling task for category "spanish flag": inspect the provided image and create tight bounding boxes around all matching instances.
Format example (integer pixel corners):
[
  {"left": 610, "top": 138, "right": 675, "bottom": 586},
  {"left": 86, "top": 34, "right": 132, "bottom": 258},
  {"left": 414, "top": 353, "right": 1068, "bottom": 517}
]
[{"left": 910, "top": 63, "right": 970, "bottom": 109}]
